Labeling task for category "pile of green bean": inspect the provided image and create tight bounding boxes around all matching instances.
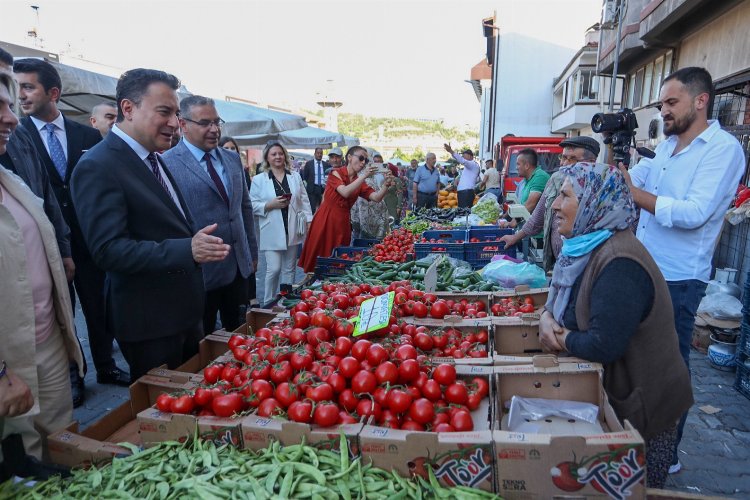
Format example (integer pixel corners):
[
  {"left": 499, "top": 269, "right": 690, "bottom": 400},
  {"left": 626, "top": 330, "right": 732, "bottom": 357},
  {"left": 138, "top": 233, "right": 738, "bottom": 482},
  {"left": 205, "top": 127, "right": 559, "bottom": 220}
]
[{"left": 0, "top": 434, "right": 499, "bottom": 499}]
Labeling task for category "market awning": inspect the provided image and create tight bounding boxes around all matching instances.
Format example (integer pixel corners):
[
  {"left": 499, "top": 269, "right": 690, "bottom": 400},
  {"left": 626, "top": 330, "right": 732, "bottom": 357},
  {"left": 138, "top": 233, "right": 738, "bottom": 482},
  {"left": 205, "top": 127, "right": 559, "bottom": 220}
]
[
  {"left": 213, "top": 100, "right": 307, "bottom": 137},
  {"left": 233, "top": 126, "right": 353, "bottom": 149}
]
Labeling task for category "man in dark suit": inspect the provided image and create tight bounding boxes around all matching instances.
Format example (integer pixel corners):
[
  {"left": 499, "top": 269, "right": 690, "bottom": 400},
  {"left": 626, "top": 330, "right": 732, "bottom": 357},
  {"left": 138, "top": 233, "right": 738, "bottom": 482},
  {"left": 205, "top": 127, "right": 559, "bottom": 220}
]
[
  {"left": 163, "top": 95, "right": 258, "bottom": 335},
  {"left": 71, "top": 68, "right": 231, "bottom": 381},
  {"left": 14, "top": 59, "right": 129, "bottom": 405},
  {"left": 302, "top": 147, "right": 329, "bottom": 212}
]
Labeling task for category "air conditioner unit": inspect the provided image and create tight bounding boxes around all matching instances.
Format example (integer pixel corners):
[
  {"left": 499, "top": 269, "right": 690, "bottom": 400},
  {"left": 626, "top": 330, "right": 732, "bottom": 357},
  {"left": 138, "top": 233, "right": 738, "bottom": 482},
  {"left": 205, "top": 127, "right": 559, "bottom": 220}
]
[
  {"left": 601, "top": 0, "right": 618, "bottom": 28},
  {"left": 647, "top": 111, "right": 664, "bottom": 147}
]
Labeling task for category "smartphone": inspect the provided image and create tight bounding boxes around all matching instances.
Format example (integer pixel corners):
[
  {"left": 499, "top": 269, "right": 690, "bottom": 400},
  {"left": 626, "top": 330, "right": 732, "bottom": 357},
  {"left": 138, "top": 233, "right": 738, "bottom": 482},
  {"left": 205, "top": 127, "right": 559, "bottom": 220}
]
[{"left": 281, "top": 193, "right": 292, "bottom": 200}]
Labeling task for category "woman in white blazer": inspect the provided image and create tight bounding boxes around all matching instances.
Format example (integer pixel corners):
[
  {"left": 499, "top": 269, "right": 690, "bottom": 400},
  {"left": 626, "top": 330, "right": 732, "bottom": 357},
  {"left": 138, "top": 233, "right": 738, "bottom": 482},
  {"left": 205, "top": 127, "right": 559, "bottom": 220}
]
[{"left": 250, "top": 142, "right": 313, "bottom": 305}]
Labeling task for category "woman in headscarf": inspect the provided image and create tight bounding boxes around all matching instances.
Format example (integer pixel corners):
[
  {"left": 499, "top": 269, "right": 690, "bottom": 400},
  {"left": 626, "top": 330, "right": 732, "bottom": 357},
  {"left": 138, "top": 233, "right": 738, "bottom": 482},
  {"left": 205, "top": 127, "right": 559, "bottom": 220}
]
[{"left": 539, "top": 162, "right": 692, "bottom": 489}]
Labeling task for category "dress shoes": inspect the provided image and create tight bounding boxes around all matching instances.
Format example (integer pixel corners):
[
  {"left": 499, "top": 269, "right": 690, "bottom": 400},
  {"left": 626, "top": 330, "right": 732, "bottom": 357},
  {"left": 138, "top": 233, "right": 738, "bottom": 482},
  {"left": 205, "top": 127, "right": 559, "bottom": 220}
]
[{"left": 96, "top": 367, "right": 131, "bottom": 387}]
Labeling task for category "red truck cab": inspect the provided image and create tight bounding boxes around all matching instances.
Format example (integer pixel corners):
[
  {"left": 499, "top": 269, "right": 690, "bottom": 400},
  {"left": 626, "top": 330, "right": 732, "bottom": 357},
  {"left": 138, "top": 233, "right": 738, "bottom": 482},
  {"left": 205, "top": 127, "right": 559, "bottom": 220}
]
[{"left": 497, "top": 137, "right": 563, "bottom": 199}]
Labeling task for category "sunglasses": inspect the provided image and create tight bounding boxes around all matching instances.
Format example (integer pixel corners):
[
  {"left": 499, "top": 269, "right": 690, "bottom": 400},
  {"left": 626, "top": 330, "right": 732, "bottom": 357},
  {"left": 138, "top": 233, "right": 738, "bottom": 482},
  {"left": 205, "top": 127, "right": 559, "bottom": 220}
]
[{"left": 351, "top": 154, "right": 370, "bottom": 165}]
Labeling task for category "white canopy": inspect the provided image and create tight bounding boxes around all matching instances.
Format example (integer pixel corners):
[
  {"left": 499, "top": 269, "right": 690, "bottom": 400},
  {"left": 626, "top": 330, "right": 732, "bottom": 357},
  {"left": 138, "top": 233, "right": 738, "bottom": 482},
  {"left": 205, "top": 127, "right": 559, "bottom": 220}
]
[
  {"left": 234, "top": 126, "right": 356, "bottom": 149},
  {"left": 212, "top": 100, "right": 307, "bottom": 137}
]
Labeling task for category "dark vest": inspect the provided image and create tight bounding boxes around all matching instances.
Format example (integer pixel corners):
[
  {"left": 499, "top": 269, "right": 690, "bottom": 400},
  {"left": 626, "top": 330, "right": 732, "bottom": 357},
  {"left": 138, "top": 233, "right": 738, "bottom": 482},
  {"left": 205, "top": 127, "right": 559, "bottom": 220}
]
[{"left": 574, "top": 230, "right": 693, "bottom": 440}]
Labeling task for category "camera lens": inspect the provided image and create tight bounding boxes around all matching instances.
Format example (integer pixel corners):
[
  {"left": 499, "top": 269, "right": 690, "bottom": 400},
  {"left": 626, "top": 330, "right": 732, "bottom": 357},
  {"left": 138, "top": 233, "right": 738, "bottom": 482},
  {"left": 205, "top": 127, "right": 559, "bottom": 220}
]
[{"left": 591, "top": 112, "right": 624, "bottom": 133}]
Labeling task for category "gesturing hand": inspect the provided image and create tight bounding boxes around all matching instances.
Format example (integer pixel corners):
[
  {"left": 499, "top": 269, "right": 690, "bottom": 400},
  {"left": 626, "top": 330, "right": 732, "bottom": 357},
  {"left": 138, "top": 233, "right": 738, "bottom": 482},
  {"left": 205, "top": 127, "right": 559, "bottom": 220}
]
[
  {"left": 443, "top": 143, "right": 454, "bottom": 154},
  {"left": 192, "top": 223, "right": 231, "bottom": 263}
]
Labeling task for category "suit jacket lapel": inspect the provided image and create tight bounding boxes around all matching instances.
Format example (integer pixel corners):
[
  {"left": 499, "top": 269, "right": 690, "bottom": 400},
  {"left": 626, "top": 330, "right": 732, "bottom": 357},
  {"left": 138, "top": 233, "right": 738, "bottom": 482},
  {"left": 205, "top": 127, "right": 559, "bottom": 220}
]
[
  {"left": 215, "top": 148, "right": 240, "bottom": 208},
  {"left": 176, "top": 142, "right": 219, "bottom": 196},
  {"left": 21, "top": 118, "right": 60, "bottom": 183},
  {"left": 107, "top": 134, "right": 191, "bottom": 231}
]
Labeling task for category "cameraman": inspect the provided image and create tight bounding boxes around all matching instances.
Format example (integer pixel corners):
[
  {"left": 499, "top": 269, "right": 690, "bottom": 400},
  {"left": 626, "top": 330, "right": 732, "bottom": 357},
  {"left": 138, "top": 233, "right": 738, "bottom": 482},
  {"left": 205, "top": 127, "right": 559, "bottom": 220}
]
[{"left": 619, "top": 67, "right": 745, "bottom": 474}]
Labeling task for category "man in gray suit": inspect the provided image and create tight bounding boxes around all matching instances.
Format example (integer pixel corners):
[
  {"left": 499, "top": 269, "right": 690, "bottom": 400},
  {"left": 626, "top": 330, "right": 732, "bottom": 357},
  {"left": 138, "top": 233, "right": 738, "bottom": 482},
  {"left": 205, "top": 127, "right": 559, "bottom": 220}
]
[{"left": 163, "top": 95, "right": 258, "bottom": 334}]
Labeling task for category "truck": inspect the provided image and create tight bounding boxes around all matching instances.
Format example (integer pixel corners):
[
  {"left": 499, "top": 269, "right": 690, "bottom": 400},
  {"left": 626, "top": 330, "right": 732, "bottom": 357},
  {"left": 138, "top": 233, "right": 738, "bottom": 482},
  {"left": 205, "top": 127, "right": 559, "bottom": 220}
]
[{"left": 495, "top": 136, "right": 563, "bottom": 200}]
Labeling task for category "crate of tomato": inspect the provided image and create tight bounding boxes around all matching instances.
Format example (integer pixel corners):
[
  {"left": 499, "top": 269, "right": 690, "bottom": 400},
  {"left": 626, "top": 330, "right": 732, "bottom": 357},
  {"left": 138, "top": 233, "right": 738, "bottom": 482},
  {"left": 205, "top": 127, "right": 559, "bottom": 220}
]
[
  {"left": 464, "top": 227, "right": 516, "bottom": 269},
  {"left": 370, "top": 228, "right": 415, "bottom": 263},
  {"left": 414, "top": 229, "right": 467, "bottom": 261},
  {"left": 314, "top": 246, "right": 369, "bottom": 279}
]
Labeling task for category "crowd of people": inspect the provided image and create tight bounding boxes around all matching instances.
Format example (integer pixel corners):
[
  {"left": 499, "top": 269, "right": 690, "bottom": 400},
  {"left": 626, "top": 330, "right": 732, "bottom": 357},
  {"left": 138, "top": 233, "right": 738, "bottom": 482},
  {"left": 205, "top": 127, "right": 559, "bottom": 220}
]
[{"left": 0, "top": 43, "right": 747, "bottom": 489}]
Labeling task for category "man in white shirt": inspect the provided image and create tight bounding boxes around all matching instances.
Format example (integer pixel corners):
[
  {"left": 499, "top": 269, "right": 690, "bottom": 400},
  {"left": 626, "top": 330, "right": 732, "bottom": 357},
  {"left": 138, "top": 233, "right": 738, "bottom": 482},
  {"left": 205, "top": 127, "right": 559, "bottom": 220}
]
[
  {"left": 621, "top": 67, "right": 746, "bottom": 474},
  {"left": 444, "top": 143, "right": 480, "bottom": 207},
  {"left": 89, "top": 102, "right": 117, "bottom": 137},
  {"left": 302, "top": 147, "right": 330, "bottom": 213}
]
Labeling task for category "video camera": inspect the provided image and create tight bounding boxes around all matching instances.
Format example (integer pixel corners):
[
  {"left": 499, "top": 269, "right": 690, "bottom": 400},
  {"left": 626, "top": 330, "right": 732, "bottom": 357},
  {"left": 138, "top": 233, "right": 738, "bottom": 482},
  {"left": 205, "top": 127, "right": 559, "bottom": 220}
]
[{"left": 591, "top": 108, "right": 655, "bottom": 166}]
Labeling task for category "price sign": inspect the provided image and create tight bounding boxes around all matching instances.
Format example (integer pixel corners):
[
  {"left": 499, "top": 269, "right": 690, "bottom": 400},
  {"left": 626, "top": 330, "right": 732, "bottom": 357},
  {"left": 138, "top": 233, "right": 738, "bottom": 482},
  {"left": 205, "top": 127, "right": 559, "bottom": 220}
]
[{"left": 352, "top": 291, "right": 395, "bottom": 336}]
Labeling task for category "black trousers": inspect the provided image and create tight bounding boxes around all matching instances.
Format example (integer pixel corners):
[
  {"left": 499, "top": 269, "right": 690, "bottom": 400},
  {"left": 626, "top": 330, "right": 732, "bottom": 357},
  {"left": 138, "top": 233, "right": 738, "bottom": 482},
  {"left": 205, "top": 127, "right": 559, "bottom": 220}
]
[
  {"left": 307, "top": 185, "right": 323, "bottom": 213},
  {"left": 203, "top": 270, "right": 249, "bottom": 335},
  {"left": 69, "top": 258, "right": 115, "bottom": 373},
  {"left": 416, "top": 192, "right": 437, "bottom": 209},
  {"left": 119, "top": 324, "right": 202, "bottom": 381},
  {"left": 457, "top": 189, "right": 475, "bottom": 208}
]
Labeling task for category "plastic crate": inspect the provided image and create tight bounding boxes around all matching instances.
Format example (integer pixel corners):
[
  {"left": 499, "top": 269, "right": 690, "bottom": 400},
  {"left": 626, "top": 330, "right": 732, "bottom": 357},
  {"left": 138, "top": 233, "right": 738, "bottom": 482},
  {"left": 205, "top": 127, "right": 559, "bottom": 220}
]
[
  {"left": 414, "top": 242, "right": 465, "bottom": 261},
  {"left": 734, "top": 357, "right": 750, "bottom": 401},
  {"left": 332, "top": 246, "right": 369, "bottom": 258},
  {"left": 314, "top": 258, "right": 353, "bottom": 279},
  {"left": 352, "top": 238, "right": 379, "bottom": 248},
  {"left": 421, "top": 229, "right": 468, "bottom": 243},
  {"left": 468, "top": 227, "right": 514, "bottom": 242},
  {"left": 739, "top": 323, "right": 750, "bottom": 357},
  {"left": 464, "top": 241, "right": 516, "bottom": 269}
]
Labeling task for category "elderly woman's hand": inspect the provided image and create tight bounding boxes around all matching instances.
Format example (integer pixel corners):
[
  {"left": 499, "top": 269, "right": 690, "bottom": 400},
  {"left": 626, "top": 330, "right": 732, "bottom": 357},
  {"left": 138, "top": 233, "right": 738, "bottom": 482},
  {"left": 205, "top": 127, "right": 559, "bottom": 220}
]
[
  {"left": 0, "top": 369, "right": 34, "bottom": 417},
  {"left": 540, "top": 310, "right": 565, "bottom": 352}
]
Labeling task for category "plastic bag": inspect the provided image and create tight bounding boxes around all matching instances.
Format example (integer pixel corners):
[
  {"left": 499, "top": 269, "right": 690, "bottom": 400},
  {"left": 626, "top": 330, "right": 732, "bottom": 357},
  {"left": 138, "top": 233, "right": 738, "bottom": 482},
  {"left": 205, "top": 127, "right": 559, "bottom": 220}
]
[
  {"left": 416, "top": 254, "right": 472, "bottom": 272},
  {"left": 697, "top": 293, "right": 742, "bottom": 320},
  {"left": 470, "top": 193, "right": 501, "bottom": 223},
  {"left": 451, "top": 214, "right": 485, "bottom": 226},
  {"left": 482, "top": 259, "right": 547, "bottom": 289},
  {"left": 506, "top": 396, "right": 601, "bottom": 434}
]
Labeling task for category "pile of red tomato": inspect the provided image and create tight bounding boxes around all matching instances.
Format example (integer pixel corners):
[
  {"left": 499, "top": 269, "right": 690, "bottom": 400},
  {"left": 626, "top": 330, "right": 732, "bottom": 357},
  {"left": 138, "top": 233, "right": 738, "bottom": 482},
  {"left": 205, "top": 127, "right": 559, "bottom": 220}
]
[
  {"left": 370, "top": 228, "right": 415, "bottom": 263},
  {"left": 490, "top": 297, "right": 536, "bottom": 316}
]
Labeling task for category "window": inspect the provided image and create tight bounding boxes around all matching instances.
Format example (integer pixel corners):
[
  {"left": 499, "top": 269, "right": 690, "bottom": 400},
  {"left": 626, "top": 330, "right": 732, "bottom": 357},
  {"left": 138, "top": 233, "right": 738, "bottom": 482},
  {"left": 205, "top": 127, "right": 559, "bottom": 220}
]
[
  {"left": 642, "top": 62, "right": 654, "bottom": 106},
  {"left": 651, "top": 56, "right": 664, "bottom": 102},
  {"left": 632, "top": 68, "right": 645, "bottom": 107},
  {"left": 628, "top": 74, "right": 636, "bottom": 107},
  {"left": 577, "top": 69, "right": 598, "bottom": 101},
  {"left": 627, "top": 51, "right": 675, "bottom": 108}
]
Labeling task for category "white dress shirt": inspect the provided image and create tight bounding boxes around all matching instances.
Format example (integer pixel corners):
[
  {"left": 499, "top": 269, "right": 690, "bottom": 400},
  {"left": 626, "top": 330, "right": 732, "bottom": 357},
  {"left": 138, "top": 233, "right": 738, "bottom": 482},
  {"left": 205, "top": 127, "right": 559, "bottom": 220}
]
[
  {"left": 110, "top": 125, "right": 186, "bottom": 219},
  {"left": 182, "top": 139, "right": 231, "bottom": 196},
  {"left": 29, "top": 113, "right": 68, "bottom": 159},
  {"left": 630, "top": 120, "right": 745, "bottom": 282},
  {"left": 452, "top": 153, "right": 480, "bottom": 190}
]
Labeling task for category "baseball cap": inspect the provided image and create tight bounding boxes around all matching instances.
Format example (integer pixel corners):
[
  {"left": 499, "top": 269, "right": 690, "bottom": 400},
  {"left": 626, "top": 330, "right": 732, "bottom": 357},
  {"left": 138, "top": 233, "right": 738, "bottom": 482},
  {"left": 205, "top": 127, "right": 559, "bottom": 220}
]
[
  {"left": 328, "top": 147, "right": 343, "bottom": 157},
  {"left": 559, "top": 136, "right": 600, "bottom": 157}
]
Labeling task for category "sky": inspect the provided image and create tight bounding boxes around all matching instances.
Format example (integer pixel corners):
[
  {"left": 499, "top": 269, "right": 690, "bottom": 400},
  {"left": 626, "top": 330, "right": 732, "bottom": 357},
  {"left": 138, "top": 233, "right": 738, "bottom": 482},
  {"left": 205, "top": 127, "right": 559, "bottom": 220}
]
[{"left": 1, "top": 0, "right": 602, "bottom": 127}]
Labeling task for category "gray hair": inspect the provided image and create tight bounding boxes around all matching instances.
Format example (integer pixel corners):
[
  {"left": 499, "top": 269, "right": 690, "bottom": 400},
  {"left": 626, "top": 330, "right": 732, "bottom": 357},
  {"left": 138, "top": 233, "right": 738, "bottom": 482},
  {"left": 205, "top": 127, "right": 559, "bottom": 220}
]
[
  {"left": 0, "top": 69, "right": 18, "bottom": 110},
  {"left": 91, "top": 101, "right": 116, "bottom": 115},
  {"left": 425, "top": 152, "right": 436, "bottom": 161},
  {"left": 179, "top": 95, "right": 215, "bottom": 118}
]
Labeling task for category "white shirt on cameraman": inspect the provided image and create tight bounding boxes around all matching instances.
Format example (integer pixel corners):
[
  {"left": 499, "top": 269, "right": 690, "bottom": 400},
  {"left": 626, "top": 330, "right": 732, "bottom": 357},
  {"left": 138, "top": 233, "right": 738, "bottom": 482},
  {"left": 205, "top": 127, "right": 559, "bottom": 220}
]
[{"left": 629, "top": 120, "right": 745, "bottom": 282}]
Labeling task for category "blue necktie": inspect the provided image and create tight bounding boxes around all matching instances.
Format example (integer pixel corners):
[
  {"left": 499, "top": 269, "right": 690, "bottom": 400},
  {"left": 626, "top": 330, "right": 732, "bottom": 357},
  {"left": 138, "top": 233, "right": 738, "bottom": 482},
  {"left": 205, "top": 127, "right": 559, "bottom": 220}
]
[{"left": 44, "top": 123, "right": 67, "bottom": 179}]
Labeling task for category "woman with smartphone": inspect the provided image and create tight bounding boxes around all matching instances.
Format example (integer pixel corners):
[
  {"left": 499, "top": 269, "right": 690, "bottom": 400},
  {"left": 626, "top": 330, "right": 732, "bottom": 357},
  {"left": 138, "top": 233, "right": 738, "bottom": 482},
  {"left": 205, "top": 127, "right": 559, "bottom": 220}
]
[
  {"left": 250, "top": 142, "right": 313, "bottom": 305},
  {"left": 299, "top": 146, "right": 392, "bottom": 273}
]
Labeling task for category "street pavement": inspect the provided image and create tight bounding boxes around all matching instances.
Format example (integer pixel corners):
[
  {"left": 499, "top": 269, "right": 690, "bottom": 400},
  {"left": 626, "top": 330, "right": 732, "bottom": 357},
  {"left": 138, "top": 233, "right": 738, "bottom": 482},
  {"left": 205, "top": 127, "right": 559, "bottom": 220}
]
[{"left": 71, "top": 295, "right": 750, "bottom": 498}]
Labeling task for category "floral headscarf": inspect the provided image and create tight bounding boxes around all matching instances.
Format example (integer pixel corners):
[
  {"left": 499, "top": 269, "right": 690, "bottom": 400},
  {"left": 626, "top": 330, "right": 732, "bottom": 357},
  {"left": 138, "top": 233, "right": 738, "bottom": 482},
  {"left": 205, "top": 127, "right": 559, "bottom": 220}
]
[{"left": 545, "top": 162, "right": 636, "bottom": 325}]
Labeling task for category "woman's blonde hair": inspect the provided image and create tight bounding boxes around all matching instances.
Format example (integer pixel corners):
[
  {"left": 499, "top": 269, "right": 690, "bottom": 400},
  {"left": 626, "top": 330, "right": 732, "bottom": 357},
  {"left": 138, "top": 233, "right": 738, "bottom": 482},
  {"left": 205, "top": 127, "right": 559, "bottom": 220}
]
[
  {"left": 0, "top": 69, "right": 18, "bottom": 111},
  {"left": 259, "top": 141, "right": 291, "bottom": 172}
]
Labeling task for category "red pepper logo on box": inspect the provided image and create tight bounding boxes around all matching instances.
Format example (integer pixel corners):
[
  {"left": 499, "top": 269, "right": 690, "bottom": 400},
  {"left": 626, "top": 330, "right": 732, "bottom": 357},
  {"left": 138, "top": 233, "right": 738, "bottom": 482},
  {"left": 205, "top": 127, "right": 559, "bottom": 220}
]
[{"left": 550, "top": 446, "right": 644, "bottom": 499}]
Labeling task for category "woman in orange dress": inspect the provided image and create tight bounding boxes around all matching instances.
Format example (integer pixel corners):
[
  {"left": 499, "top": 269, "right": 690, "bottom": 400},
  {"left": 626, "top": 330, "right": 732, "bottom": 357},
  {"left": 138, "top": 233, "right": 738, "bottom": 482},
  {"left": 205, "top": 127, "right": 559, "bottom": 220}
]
[{"left": 299, "top": 146, "right": 392, "bottom": 273}]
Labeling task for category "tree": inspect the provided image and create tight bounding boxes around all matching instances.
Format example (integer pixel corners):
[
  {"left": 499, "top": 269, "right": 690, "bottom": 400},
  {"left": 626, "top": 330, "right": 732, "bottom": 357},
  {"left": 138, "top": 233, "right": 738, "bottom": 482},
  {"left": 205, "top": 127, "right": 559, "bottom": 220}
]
[
  {"left": 411, "top": 146, "right": 425, "bottom": 162},
  {"left": 393, "top": 147, "right": 407, "bottom": 160}
]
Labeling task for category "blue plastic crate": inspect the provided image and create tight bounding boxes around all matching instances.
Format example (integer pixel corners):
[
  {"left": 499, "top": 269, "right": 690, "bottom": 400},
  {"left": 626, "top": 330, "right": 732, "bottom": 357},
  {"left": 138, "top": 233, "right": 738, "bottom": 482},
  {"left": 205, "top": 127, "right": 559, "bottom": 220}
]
[
  {"left": 414, "top": 242, "right": 465, "bottom": 261},
  {"left": 468, "top": 227, "right": 514, "bottom": 242},
  {"left": 352, "top": 238, "right": 379, "bottom": 248},
  {"left": 464, "top": 241, "right": 516, "bottom": 269},
  {"left": 331, "top": 246, "right": 369, "bottom": 258},
  {"left": 739, "top": 323, "right": 750, "bottom": 357},
  {"left": 735, "top": 357, "right": 750, "bottom": 401},
  {"left": 421, "top": 229, "right": 468, "bottom": 243}
]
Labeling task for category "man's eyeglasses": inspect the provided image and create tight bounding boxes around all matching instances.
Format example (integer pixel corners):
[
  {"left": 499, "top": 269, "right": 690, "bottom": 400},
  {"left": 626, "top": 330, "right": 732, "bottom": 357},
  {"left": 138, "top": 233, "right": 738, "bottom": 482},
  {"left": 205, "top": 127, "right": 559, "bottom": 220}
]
[
  {"left": 352, "top": 154, "right": 369, "bottom": 165},
  {"left": 558, "top": 154, "right": 582, "bottom": 164},
  {"left": 183, "top": 117, "right": 226, "bottom": 129}
]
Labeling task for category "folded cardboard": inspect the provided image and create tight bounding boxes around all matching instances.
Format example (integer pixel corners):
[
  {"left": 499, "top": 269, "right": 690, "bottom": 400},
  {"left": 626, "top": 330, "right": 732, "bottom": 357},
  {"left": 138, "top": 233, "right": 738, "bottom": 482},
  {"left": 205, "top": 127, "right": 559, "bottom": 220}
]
[
  {"left": 48, "top": 369, "right": 199, "bottom": 467},
  {"left": 240, "top": 416, "right": 362, "bottom": 457},
  {"left": 493, "top": 356, "right": 645, "bottom": 499},
  {"left": 358, "top": 365, "right": 495, "bottom": 492}
]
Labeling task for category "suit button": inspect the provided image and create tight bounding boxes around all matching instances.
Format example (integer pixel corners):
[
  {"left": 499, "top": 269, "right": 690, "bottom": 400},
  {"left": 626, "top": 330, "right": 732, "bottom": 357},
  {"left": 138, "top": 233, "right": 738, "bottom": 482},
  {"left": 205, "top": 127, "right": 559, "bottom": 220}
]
[
  {"left": 63, "top": 184, "right": 68, "bottom": 189},
  {"left": 62, "top": 202, "right": 69, "bottom": 207}
]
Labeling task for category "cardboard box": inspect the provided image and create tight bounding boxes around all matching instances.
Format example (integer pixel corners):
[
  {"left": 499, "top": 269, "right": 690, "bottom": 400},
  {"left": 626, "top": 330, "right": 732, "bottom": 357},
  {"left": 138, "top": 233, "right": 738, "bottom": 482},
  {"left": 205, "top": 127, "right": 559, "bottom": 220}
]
[
  {"left": 48, "top": 369, "right": 200, "bottom": 467},
  {"left": 402, "top": 316, "right": 493, "bottom": 365},
  {"left": 176, "top": 333, "right": 234, "bottom": 373},
  {"left": 433, "top": 292, "right": 492, "bottom": 312},
  {"left": 493, "top": 286, "right": 549, "bottom": 308},
  {"left": 492, "top": 315, "right": 543, "bottom": 360},
  {"left": 358, "top": 365, "right": 495, "bottom": 492},
  {"left": 240, "top": 416, "right": 362, "bottom": 457},
  {"left": 493, "top": 357, "right": 645, "bottom": 499}
]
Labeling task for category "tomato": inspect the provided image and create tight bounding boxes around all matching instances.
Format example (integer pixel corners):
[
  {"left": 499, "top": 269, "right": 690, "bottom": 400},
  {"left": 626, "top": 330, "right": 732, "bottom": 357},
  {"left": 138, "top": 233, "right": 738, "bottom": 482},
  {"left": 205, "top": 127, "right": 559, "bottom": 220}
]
[
  {"left": 228, "top": 334, "right": 246, "bottom": 350},
  {"left": 313, "top": 402, "right": 341, "bottom": 427},
  {"left": 331, "top": 293, "right": 351, "bottom": 310},
  {"left": 366, "top": 344, "right": 389, "bottom": 366},
  {"left": 270, "top": 361, "right": 293, "bottom": 385},
  {"left": 156, "top": 393, "right": 175, "bottom": 412},
  {"left": 430, "top": 300, "right": 449, "bottom": 319},
  {"left": 356, "top": 399, "right": 382, "bottom": 420},
  {"left": 400, "top": 420, "right": 425, "bottom": 431},
  {"left": 421, "top": 379, "right": 443, "bottom": 401},
  {"left": 387, "top": 389, "right": 413, "bottom": 414},
  {"left": 307, "top": 327, "right": 330, "bottom": 346},
  {"left": 413, "top": 332, "right": 434, "bottom": 351},
  {"left": 408, "top": 398, "right": 435, "bottom": 424},
  {"left": 315, "top": 341, "right": 334, "bottom": 360},
  {"left": 412, "top": 302, "right": 428, "bottom": 318},
  {"left": 351, "top": 340, "right": 372, "bottom": 361},
  {"left": 290, "top": 351, "right": 313, "bottom": 371},
  {"left": 395, "top": 292, "right": 408, "bottom": 305},
  {"left": 293, "top": 372, "right": 314, "bottom": 394},
  {"left": 334, "top": 319, "right": 355, "bottom": 338},
  {"left": 445, "top": 383, "right": 469, "bottom": 405},
  {"left": 311, "top": 311, "right": 335, "bottom": 330},
  {"left": 250, "top": 362, "right": 271, "bottom": 381},
  {"left": 193, "top": 388, "right": 214, "bottom": 407},
  {"left": 476, "top": 329, "right": 489, "bottom": 344},
  {"left": 466, "top": 391, "right": 483, "bottom": 411},
  {"left": 373, "top": 386, "right": 391, "bottom": 407},
  {"left": 431, "top": 412, "right": 450, "bottom": 427},
  {"left": 471, "top": 377, "right": 489, "bottom": 398},
  {"left": 392, "top": 344, "right": 415, "bottom": 362},
  {"left": 247, "top": 379, "right": 273, "bottom": 407},
  {"left": 293, "top": 311, "right": 310, "bottom": 329},
  {"left": 375, "top": 361, "right": 399, "bottom": 385},
  {"left": 203, "top": 364, "right": 222, "bottom": 384},
  {"left": 450, "top": 409, "right": 474, "bottom": 431},
  {"left": 334, "top": 337, "right": 353, "bottom": 357},
  {"left": 289, "top": 328, "right": 306, "bottom": 345},
  {"left": 379, "top": 409, "right": 402, "bottom": 429},
  {"left": 432, "top": 364, "right": 456, "bottom": 386},
  {"left": 274, "top": 382, "right": 299, "bottom": 408},
  {"left": 212, "top": 393, "right": 245, "bottom": 418},
  {"left": 256, "top": 397, "right": 283, "bottom": 417},
  {"left": 327, "top": 372, "right": 347, "bottom": 394},
  {"left": 398, "top": 359, "right": 420, "bottom": 383},
  {"left": 338, "top": 356, "right": 361, "bottom": 379},
  {"left": 402, "top": 323, "right": 417, "bottom": 337},
  {"left": 338, "top": 389, "right": 360, "bottom": 412},
  {"left": 287, "top": 400, "right": 313, "bottom": 423},
  {"left": 432, "top": 331, "right": 449, "bottom": 349},
  {"left": 351, "top": 370, "right": 377, "bottom": 394},
  {"left": 339, "top": 411, "right": 359, "bottom": 424}
]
